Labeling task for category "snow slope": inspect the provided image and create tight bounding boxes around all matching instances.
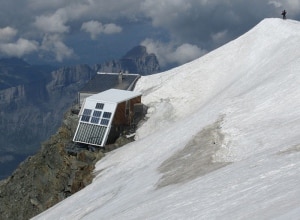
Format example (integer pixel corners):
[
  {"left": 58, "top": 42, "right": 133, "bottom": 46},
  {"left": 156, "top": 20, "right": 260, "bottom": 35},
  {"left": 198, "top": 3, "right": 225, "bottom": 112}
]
[{"left": 33, "top": 18, "right": 300, "bottom": 219}]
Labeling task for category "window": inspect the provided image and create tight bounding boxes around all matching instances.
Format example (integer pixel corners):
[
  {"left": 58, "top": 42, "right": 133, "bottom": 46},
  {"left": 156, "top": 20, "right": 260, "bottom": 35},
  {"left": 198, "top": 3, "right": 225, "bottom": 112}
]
[
  {"left": 95, "top": 103, "right": 104, "bottom": 109},
  {"left": 100, "top": 119, "right": 109, "bottom": 125},
  {"left": 103, "top": 112, "right": 112, "bottom": 119}
]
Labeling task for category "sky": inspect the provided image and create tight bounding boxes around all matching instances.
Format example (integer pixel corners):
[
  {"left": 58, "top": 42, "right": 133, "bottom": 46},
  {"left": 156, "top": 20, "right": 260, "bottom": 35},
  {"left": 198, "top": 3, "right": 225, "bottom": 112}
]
[
  {"left": 33, "top": 18, "right": 300, "bottom": 219},
  {"left": 0, "top": 1, "right": 300, "bottom": 69}
]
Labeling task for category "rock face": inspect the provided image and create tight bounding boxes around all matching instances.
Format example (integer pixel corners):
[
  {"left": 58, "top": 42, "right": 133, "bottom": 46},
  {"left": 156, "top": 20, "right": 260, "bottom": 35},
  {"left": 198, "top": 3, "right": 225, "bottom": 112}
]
[
  {"left": 0, "top": 108, "right": 105, "bottom": 220},
  {"left": 0, "top": 105, "right": 138, "bottom": 219},
  {"left": 0, "top": 57, "right": 52, "bottom": 90},
  {"left": 94, "top": 45, "right": 160, "bottom": 75},
  {"left": 0, "top": 62, "right": 95, "bottom": 179}
]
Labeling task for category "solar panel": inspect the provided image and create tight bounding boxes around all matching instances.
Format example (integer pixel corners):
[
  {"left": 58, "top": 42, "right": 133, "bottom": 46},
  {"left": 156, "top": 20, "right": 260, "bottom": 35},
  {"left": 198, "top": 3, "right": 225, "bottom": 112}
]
[
  {"left": 100, "top": 119, "right": 109, "bottom": 125},
  {"left": 95, "top": 103, "right": 104, "bottom": 109},
  {"left": 103, "top": 112, "right": 112, "bottom": 119},
  {"left": 93, "top": 110, "right": 102, "bottom": 117},
  {"left": 81, "top": 115, "right": 90, "bottom": 122},
  {"left": 83, "top": 109, "right": 92, "bottom": 115},
  {"left": 73, "top": 123, "right": 107, "bottom": 146},
  {"left": 91, "top": 117, "right": 100, "bottom": 124}
]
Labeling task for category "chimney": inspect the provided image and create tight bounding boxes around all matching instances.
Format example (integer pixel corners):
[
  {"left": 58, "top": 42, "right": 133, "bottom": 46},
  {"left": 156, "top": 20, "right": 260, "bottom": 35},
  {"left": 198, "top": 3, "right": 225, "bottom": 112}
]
[{"left": 118, "top": 71, "right": 123, "bottom": 84}]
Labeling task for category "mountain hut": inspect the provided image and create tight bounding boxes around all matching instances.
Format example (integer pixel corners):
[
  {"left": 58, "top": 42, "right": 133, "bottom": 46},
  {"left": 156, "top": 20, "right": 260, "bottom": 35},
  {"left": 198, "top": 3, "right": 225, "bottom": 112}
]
[{"left": 73, "top": 89, "right": 142, "bottom": 147}]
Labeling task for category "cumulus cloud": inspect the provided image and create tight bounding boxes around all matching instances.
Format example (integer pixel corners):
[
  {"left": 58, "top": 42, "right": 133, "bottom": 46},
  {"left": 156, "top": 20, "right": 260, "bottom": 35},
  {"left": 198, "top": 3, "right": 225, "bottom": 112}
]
[
  {"left": 269, "top": 0, "right": 300, "bottom": 10},
  {"left": 140, "top": 0, "right": 287, "bottom": 51},
  {"left": 81, "top": 20, "right": 122, "bottom": 39},
  {"left": 211, "top": 30, "right": 230, "bottom": 46},
  {"left": 41, "top": 34, "right": 74, "bottom": 62},
  {"left": 34, "top": 9, "right": 69, "bottom": 33},
  {"left": 268, "top": 1, "right": 282, "bottom": 8},
  {"left": 0, "top": 27, "right": 18, "bottom": 42},
  {"left": 141, "top": 39, "right": 206, "bottom": 67},
  {"left": 103, "top": 23, "right": 123, "bottom": 34},
  {"left": 0, "top": 38, "right": 38, "bottom": 57},
  {"left": 285, "top": 0, "right": 300, "bottom": 15},
  {"left": 0, "top": 0, "right": 300, "bottom": 65},
  {"left": 168, "top": 43, "right": 207, "bottom": 65}
]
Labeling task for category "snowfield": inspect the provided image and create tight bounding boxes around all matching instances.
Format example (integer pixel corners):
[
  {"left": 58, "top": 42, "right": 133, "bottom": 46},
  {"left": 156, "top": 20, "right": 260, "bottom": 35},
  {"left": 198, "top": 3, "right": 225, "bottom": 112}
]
[{"left": 33, "top": 18, "right": 300, "bottom": 220}]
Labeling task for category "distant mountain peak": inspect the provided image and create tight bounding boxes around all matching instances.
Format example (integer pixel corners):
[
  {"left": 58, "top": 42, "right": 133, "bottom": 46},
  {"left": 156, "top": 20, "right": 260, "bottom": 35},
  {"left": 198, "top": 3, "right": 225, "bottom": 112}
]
[
  {"left": 95, "top": 45, "right": 160, "bottom": 75},
  {"left": 122, "top": 45, "right": 148, "bottom": 59}
]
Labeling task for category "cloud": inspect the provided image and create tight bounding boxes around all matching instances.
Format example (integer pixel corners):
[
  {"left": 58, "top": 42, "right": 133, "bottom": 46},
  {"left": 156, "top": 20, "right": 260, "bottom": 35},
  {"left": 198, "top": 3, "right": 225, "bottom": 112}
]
[
  {"left": 0, "top": 38, "right": 38, "bottom": 57},
  {"left": 141, "top": 39, "right": 206, "bottom": 67},
  {"left": 103, "top": 23, "right": 123, "bottom": 34},
  {"left": 211, "top": 30, "right": 230, "bottom": 46},
  {"left": 33, "top": 9, "right": 69, "bottom": 33},
  {"left": 41, "top": 34, "right": 74, "bottom": 62},
  {"left": 268, "top": 1, "right": 282, "bottom": 8},
  {"left": 0, "top": 27, "right": 18, "bottom": 42},
  {"left": 169, "top": 43, "right": 207, "bottom": 65},
  {"left": 140, "top": 0, "right": 284, "bottom": 50},
  {"left": 0, "top": 0, "right": 300, "bottom": 66},
  {"left": 285, "top": 0, "right": 300, "bottom": 15},
  {"left": 27, "top": 0, "right": 66, "bottom": 10},
  {"left": 81, "top": 20, "right": 122, "bottom": 39}
]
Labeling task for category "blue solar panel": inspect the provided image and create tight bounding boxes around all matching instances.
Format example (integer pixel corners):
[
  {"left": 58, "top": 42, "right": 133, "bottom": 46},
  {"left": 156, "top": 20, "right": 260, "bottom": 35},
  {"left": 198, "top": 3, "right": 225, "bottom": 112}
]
[
  {"left": 103, "top": 112, "right": 112, "bottom": 119},
  {"left": 93, "top": 110, "right": 102, "bottom": 117}
]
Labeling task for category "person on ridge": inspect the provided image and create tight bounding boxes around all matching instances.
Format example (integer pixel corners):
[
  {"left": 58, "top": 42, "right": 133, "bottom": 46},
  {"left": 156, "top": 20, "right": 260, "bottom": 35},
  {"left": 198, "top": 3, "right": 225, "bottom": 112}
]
[{"left": 281, "top": 10, "right": 287, "bottom": 19}]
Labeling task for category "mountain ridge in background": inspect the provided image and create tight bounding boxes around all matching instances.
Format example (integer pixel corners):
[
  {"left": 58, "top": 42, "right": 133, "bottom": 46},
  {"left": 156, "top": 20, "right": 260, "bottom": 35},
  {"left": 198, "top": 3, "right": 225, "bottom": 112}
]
[{"left": 94, "top": 45, "right": 160, "bottom": 74}]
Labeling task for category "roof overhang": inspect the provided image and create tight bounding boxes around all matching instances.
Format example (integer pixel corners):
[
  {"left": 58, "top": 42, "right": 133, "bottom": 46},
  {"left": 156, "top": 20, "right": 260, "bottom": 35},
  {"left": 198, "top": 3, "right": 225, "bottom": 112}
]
[{"left": 87, "top": 89, "right": 142, "bottom": 104}]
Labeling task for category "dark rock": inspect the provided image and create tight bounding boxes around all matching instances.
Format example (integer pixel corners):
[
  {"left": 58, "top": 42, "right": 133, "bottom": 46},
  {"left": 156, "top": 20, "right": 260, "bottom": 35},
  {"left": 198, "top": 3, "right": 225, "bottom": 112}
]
[
  {"left": 94, "top": 45, "right": 160, "bottom": 75},
  {"left": 0, "top": 108, "right": 104, "bottom": 220}
]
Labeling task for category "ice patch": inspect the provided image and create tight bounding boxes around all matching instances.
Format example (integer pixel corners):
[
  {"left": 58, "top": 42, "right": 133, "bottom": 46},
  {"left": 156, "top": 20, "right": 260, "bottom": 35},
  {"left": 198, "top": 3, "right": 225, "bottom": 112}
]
[{"left": 156, "top": 117, "right": 230, "bottom": 188}]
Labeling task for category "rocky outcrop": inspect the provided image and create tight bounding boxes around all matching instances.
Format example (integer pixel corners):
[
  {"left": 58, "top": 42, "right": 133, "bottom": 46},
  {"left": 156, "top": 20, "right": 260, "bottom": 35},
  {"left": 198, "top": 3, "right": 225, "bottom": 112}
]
[
  {"left": 0, "top": 64, "right": 96, "bottom": 179},
  {"left": 94, "top": 45, "right": 160, "bottom": 75},
  {"left": 0, "top": 108, "right": 104, "bottom": 220},
  {"left": 0, "top": 103, "right": 138, "bottom": 219}
]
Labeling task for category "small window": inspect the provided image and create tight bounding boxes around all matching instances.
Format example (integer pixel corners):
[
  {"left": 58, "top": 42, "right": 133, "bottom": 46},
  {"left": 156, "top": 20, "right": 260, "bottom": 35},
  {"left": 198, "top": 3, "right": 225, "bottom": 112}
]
[
  {"left": 96, "top": 103, "right": 104, "bottom": 109},
  {"left": 103, "top": 112, "right": 112, "bottom": 119},
  {"left": 91, "top": 117, "right": 100, "bottom": 124},
  {"left": 81, "top": 115, "right": 90, "bottom": 122},
  {"left": 83, "top": 109, "right": 92, "bottom": 116},
  {"left": 100, "top": 119, "right": 109, "bottom": 125},
  {"left": 93, "top": 110, "right": 102, "bottom": 117}
]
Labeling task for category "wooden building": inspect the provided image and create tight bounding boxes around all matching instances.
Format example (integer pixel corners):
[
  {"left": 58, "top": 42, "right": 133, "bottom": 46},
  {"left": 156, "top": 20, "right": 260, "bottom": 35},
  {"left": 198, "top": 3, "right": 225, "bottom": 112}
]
[{"left": 73, "top": 89, "right": 142, "bottom": 147}]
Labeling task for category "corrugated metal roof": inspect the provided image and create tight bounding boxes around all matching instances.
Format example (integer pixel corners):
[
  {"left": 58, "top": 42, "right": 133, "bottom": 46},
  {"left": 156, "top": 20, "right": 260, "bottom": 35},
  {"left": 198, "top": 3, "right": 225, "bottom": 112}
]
[
  {"left": 87, "top": 89, "right": 141, "bottom": 104},
  {"left": 80, "top": 73, "right": 140, "bottom": 93}
]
